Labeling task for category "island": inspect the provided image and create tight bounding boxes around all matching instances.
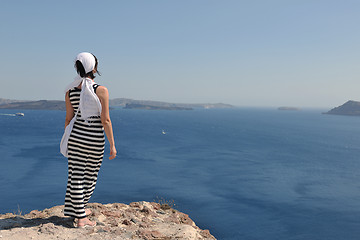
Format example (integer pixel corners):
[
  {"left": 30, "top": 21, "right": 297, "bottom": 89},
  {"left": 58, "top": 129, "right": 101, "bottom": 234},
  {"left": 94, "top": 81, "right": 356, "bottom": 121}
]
[
  {"left": 0, "top": 97, "right": 234, "bottom": 111},
  {"left": 278, "top": 107, "right": 300, "bottom": 111},
  {"left": 324, "top": 100, "right": 360, "bottom": 116},
  {"left": 0, "top": 201, "right": 216, "bottom": 240}
]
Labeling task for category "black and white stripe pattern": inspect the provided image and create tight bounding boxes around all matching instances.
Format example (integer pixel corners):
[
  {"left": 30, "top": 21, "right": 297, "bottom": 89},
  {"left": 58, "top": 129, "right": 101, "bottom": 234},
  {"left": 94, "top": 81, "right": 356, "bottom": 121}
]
[{"left": 64, "top": 86, "right": 105, "bottom": 219}]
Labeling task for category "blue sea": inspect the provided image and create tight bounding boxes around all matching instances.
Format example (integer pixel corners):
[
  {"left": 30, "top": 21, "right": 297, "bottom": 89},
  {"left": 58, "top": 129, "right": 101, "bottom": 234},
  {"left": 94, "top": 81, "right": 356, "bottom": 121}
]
[{"left": 1, "top": 107, "right": 360, "bottom": 240}]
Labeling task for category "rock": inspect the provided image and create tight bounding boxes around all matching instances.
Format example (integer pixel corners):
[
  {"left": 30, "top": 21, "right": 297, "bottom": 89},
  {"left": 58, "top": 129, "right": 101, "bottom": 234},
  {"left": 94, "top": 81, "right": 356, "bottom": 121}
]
[
  {"left": 140, "top": 206, "right": 151, "bottom": 215},
  {"left": 96, "top": 214, "right": 106, "bottom": 223},
  {"left": 102, "top": 210, "right": 122, "bottom": 218},
  {"left": 96, "top": 228, "right": 107, "bottom": 233},
  {"left": 130, "top": 218, "right": 139, "bottom": 224},
  {"left": 201, "top": 229, "right": 214, "bottom": 238},
  {"left": 152, "top": 217, "right": 163, "bottom": 223},
  {"left": 122, "top": 219, "right": 132, "bottom": 225},
  {"left": 0, "top": 202, "right": 216, "bottom": 239},
  {"left": 177, "top": 212, "right": 196, "bottom": 226},
  {"left": 28, "top": 210, "right": 41, "bottom": 216},
  {"left": 139, "top": 222, "right": 150, "bottom": 228},
  {"left": 137, "top": 229, "right": 166, "bottom": 239},
  {"left": 150, "top": 202, "right": 161, "bottom": 210},
  {"left": 38, "top": 223, "right": 58, "bottom": 234},
  {"left": 129, "top": 202, "right": 141, "bottom": 208},
  {"left": 0, "top": 213, "right": 16, "bottom": 219},
  {"left": 156, "top": 210, "right": 166, "bottom": 215}
]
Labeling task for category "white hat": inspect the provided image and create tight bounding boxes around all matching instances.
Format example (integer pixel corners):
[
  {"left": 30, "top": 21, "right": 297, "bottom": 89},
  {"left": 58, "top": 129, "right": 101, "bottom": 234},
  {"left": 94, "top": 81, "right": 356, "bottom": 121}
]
[{"left": 76, "top": 52, "right": 96, "bottom": 74}]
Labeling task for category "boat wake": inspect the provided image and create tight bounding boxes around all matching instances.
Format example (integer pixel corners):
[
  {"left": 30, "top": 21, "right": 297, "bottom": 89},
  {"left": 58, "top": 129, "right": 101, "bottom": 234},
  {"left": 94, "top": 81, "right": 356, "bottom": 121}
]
[{"left": 0, "top": 113, "right": 24, "bottom": 117}]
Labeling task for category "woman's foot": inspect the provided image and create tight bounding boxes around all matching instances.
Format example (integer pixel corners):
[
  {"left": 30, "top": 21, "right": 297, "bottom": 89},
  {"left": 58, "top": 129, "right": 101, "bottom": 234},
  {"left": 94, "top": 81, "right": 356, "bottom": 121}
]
[{"left": 77, "top": 217, "right": 96, "bottom": 228}]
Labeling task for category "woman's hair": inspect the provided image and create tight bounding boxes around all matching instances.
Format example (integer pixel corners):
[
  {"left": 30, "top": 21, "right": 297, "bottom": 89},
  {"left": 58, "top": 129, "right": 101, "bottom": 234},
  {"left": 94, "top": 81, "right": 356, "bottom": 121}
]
[{"left": 75, "top": 53, "right": 101, "bottom": 79}]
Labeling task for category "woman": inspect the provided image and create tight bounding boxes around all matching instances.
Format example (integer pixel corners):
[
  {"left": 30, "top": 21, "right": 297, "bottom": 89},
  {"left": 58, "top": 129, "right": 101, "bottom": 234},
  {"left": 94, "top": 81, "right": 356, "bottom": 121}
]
[{"left": 62, "top": 52, "right": 116, "bottom": 228}]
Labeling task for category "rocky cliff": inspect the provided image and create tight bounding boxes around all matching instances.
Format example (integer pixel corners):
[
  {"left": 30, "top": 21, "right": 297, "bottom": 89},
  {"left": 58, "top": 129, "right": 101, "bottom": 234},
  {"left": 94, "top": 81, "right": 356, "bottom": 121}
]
[{"left": 0, "top": 201, "right": 216, "bottom": 240}]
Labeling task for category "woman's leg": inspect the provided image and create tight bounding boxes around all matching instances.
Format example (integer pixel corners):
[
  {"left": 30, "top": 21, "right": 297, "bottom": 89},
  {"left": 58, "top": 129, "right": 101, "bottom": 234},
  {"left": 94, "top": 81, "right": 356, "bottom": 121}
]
[
  {"left": 64, "top": 119, "right": 104, "bottom": 225},
  {"left": 64, "top": 156, "right": 87, "bottom": 219},
  {"left": 83, "top": 153, "right": 104, "bottom": 206}
]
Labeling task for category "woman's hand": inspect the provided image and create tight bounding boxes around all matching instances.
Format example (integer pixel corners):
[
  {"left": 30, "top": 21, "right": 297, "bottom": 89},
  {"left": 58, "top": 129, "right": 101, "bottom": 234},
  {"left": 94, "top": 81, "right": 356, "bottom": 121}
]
[{"left": 109, "top": 145, "right": 117, "bottom": 160}]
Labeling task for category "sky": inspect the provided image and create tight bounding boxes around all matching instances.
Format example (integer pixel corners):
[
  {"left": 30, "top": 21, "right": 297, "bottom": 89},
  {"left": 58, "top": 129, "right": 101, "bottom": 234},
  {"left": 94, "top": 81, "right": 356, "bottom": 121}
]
[{"left": 1, "top": 0, "right": 360, "bottom": 108}]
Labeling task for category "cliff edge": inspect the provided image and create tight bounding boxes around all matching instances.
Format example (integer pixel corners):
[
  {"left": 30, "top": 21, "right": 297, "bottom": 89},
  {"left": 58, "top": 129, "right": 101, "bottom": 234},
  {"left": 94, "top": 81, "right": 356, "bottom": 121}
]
[{"left": 0, "top": 201, "right": 216, "bottom": 240}]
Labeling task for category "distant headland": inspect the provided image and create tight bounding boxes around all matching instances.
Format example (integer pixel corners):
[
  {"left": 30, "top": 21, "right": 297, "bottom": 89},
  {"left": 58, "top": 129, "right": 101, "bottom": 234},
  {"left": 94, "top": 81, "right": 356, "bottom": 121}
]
[
  {"left": 325, "top": 100, "right": 360, "bottom": 116},
  {"left": 0, "top": 99, "right": 65, "bottom": 110},
  {"left": 123, "top": 103, "right": 193, "bottom": 110},
  {"left": 0, "top": 97, "right": 234, "bottom": 111}
]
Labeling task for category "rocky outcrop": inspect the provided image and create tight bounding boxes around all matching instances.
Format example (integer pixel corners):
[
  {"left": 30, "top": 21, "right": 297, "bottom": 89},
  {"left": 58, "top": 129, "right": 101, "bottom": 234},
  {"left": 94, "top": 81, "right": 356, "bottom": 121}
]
[{"left": 0, "top": 202, "right": 216, "bottom": 240}]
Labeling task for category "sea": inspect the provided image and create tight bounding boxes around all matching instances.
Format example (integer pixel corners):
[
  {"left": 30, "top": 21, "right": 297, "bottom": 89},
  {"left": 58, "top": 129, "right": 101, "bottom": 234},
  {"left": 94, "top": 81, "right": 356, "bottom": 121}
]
[{"left": 1, "top": 107, "right": 360, "bottom": 240}]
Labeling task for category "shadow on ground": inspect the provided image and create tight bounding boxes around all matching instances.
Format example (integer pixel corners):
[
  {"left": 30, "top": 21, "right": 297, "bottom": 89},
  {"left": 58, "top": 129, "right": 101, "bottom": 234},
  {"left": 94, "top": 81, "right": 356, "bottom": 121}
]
[{"left": 0, "top": 215, "right": 74, "bottom": 230}]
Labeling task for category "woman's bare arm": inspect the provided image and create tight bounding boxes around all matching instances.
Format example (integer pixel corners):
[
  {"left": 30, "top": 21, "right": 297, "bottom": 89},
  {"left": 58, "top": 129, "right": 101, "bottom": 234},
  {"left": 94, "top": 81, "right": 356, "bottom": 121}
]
[
  {"left": 65, "top": 91, "right": 74, "bottom": 129},
  {"left": 96, "top": 86, "right": 117, "bottom": 160}
]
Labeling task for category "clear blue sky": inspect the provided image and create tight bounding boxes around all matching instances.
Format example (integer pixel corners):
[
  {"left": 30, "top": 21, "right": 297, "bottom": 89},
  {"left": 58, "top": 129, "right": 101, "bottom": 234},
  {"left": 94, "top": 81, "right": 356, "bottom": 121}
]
[{"left": 1, "top": 0, "right": 360, "bottom": 108}]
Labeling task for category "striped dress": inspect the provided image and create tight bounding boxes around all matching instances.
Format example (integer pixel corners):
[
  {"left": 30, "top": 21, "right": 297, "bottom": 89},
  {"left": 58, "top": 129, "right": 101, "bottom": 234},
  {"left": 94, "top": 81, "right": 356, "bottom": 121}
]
[{"left": 64, "top": 85, "right": 105, "bottom": 219}]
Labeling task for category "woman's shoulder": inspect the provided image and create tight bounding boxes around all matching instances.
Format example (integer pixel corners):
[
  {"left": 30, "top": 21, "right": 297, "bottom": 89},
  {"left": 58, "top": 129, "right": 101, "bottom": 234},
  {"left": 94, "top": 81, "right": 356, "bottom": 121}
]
[
  {"left": 96, "top": 85, "right": 108, "bottom": 92},
  {"left": 95, "top": 85, "right": 109, "bottom": 99},
  {"left": 93, "top": 83, "right": 100, "bottom": 93}
]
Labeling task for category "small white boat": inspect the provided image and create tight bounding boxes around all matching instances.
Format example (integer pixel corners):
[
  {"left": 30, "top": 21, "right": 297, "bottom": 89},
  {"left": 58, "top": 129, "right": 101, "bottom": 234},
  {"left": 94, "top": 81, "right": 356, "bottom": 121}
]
[
  {"left": 15, "top": 113, "right": 25, "bottom": 116},
  {"left": 162, "top": 130, "right": 166, "bottom": 135}
]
